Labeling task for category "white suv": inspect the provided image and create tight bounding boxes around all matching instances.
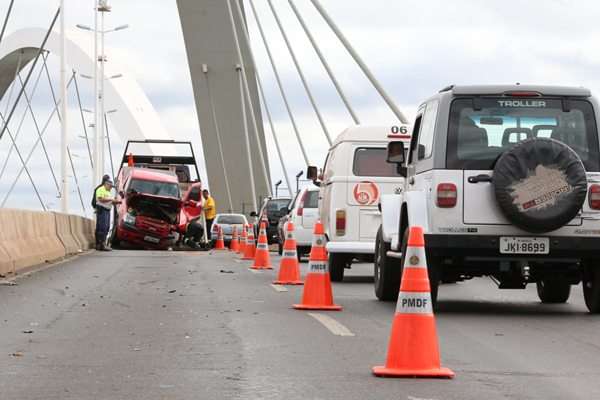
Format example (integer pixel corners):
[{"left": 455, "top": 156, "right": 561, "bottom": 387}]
[{"left": 377, "top": 85, "right": 600, "bottom": 313}]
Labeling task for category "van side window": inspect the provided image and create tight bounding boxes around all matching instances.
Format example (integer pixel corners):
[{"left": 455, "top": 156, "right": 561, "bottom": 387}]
[
  {"left": 417, "top": 100, "right": 439, "bottom": 160},
  {"left": 353, "top": 148, "right": 402, "bottom": 177}
]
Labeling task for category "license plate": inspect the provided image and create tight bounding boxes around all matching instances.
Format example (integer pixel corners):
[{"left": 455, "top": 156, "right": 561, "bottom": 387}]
[
  {"left": 500, "top": 237, "right": 549, "bottom": 254},
  {"left": 144, "top": 235, "right": 160, "bottom": 244}
]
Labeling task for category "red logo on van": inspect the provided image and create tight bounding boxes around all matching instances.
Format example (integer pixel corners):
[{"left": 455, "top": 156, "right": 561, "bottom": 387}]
[{"left": 353, "top": 181, "right": 380, "bottom": 205}]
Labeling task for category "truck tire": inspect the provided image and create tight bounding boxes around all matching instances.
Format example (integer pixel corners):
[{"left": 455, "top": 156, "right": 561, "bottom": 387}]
[
  {"left": 583, "top": 260, "right": 600, "bottom": 313},
  {"left": 536, "top": 279, "right": 571, "bottom": 303},
  {"left": 374, "top": 226, "right": 400, "bottom": 301},
  {"left": 493, "top": 138, "right": 587, "bottom": 233},
  {"left": 399, "top": 227, "right": 440, "bottom": 307},
  {"left": 329, "top": 253, "right": 348, "bottom": 282}
]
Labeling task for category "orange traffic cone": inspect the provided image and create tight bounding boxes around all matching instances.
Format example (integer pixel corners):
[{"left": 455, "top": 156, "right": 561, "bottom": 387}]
[
  {"left": 273, "top": 222, "right": 303, "bottom": 285},
  {"left": 230, "top": 226, "right": 240, "bottom": 252},
  {"left": 251, "top": 221, "right": 273, "bottom": 270},
  {"left": 238, "top": 225, "right": 247, "bottom": 256},
  {"left": 242, "top": 224, "right": 256, "bottom": 260},
  {"left": 372, "top": 226, "right": 454, "bottom": 378},
  {"left": 213, "top": 225, "right": 226, "bottom": 250},
  {"left": 293, "top": 221, "right": 341, "bottom": 311}
]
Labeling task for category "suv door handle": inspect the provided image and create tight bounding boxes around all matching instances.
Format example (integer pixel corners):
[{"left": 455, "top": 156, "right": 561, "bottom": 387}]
[{"left": 468, "top": 174, "right": 492, "bottom": 183}]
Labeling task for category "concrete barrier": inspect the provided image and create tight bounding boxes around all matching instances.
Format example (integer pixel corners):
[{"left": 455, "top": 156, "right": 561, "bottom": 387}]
[
  {"left": 0, "top": 209, "right": 94, "bottom": 276},
  {"left": 70, "top": 214, "right": 95, "bottom": 250},
  {"left": 54, "top": 212, "right": 80, "bottom": 255}
]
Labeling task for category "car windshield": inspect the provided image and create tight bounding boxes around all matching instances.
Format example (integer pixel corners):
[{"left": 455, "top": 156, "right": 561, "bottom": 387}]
[
  {"left": 447, "top": 97, "right": 600, "bottom": 171},
  {"left": 217, "top": 215, "right": 246, "bottom": 225},
  {"left": 266, "top": 199, "right": 290, "bottom": 215},
  {"left": 353, "top": 147, "right": 403, "bottom": 177},
  {"left": 128, "top": 179, "right": 181, "bottom": 198},
  {"left": 303, "top": 191, "right": 319, "bottom": 208}
]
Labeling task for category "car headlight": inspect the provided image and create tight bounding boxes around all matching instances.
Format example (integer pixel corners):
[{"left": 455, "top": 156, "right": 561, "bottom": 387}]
[{"left": 124, "top": 213, "right": 136, "bottom": 225}]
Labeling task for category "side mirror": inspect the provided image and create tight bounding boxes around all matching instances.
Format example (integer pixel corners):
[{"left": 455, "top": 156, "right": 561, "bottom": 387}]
[
  {"left": 306, "top": 166, "right": 318, "bottom": 181},
  {"left": 387, "top": 141, "right": 406, "bottom": 165},
  {"left": 249, "top": 211, "right": 258, "bottom": 217}
]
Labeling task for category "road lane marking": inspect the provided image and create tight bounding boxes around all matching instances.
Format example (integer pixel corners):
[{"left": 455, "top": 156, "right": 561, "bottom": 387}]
[
  {"left": 308, "top": 313, "right": 355, "bottom": 337},
  {"left": 248, "top": 268, "right": 261, "bottom": 274},
  {"left": 270, "top": 284, "right": 288, "bottom": 292}
]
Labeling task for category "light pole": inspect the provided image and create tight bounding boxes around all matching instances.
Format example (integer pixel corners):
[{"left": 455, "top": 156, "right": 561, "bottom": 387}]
[
  {"left": 59, "top": 0, "right": 68, "bottom": 213},
  {"left": 274, "top": 180, "right": 282, "bottom": 198},
  {"left": 76, "top": 1, "right": 128, "bottom": 184},
  {"left": 296, "top": 171, "right": 303, "bottom": 194}
]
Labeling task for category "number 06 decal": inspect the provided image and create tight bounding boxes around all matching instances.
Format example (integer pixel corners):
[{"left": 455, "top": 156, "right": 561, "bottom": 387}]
[{"left": 353, "top": 181, "right": 380, "bottom": 205}]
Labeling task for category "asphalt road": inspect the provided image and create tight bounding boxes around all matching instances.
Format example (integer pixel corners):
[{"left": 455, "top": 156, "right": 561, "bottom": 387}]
[{"left": 1, "top": 249, "right": 600, "bottom": 400}]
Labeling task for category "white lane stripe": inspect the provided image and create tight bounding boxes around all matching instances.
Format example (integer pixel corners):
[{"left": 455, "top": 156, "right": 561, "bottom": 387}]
[
  {"left": 270, "top": 284, "right": 288, "bottom": 292},
  {"left": 308, "top": 313, "right": 355, "bottom": 337},
  {"left": 248, "top": 268, "right": 261, "bottom": 274}
]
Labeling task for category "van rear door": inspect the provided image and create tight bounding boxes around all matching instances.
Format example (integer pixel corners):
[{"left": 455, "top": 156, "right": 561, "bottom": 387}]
[
  {"left": 300, "top": 190, "right": 319, "bottom": 230},
  {"left": 347, "top": 146, "right": 405, "bottom": 240}
]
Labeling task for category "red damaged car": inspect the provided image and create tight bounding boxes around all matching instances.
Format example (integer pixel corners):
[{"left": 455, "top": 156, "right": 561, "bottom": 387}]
[{"left": 111, "top": 167, "right": 182, "bottom": 249}]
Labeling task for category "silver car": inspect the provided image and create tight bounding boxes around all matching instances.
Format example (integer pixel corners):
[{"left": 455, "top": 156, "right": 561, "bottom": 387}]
[{"left": 211, "top": 213, "right": 248, "bottom": 244}]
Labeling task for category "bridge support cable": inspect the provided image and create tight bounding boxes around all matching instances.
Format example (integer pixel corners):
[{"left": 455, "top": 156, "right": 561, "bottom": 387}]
[
  {"left": 1, "top": 75, "right": 75, "bottom": 208},
  {"left": 2, "top": 50, "right": 22, "bottom": 118},
  {"left": 0, "top": 0, "right": 15, "bottom": 44},
  {"left": 310, "top": 0, "right": 409, "bottom": 124},
  {"left": 203, "top": 68, "right": 234, "bottom": 213},
  {"left": 0, "top": 52, "right": 54, "bottom": 183},
  {"left": 17, "top": 63, "right": 61, "bottom": 193},
  {"left": 233, "top": 1, "right": 292, "bottom": 198},
  {"left": 288, "top": 0, "right": 360, "bottom": 125},
  {"left": 266, "top": 0, "right": 332, "bottom": 146},
  {"left": 247, "top": 0, "right": 310, "bottom": 166},
  {"left": 226, "top": 0, "right": 272, "bottom": 197},
  {"left": 237, "top": 66, "right": 258, "bottom": 214},
  {"left": 0, "top": 7, "right": 60, "bottom": 142},
  {"left": 43, "top": 66, "right": 87, "bottom": 211},
  {"left": 103, "top": 113, "right": 115, "bottom": 180},
  {"left": 0, "top": 112, "right": 46, "bottom": 210},
  {"left": 71, "top": 74, "right": 93, "bottom": 169}
]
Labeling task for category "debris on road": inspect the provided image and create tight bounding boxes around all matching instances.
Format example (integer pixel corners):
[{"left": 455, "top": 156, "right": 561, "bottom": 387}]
[
  {"left": 220, "top": 269, "right": 235, "bottom": 274},
  {"left": 0, "top": 280, "right": 17, "bottom": 286},
  {"left": 168, "top": 289, "right": 177, "bottom": 293},
  {"left": 10, "top": 352, "right": 24, "bottom": 357},
  {"left": 22, "top": 330, "right": 34, "bottom": 334}
]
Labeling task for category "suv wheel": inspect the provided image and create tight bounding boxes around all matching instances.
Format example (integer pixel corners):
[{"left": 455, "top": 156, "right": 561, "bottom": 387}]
[
  {"left": 399, "top": 227, "right": 440, "bottom": 306},
  {"left": 583, "top": 260, "right": 600, "bottom": 313},
  {"left": 329, "top": 253, "right": 348, "bottom": 282},
  {"left": 374, "top": 226, "right": 400, "bottom": 301},
  {"left": 536, "top": 279, "right": 571, "bottom": 303}
]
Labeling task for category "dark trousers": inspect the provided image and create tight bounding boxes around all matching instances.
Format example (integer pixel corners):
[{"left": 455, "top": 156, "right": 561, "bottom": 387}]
[
  {"left": 95, "top": 208, "right": 111, "bottom": 245},
  {"left": 186, "top": 220, "right": 204, "bottom": 242},
  {"left": 206, "top": 218, "right": 214, "bottom": 240}
]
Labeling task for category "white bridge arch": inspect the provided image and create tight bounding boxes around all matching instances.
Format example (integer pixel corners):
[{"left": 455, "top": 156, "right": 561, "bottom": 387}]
[{"left": 0, "top": 28, "right": 172, "bottom": 147}]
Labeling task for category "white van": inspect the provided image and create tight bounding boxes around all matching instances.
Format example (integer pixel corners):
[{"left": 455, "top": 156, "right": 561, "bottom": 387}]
[{"left": 307, "top": 125, "right": 411, "bottom": 281}]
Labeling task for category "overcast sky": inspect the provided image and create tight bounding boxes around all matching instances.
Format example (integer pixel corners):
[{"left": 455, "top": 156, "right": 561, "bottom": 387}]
[{"left": 1, "top": 0, "right": 600, "bottom": 215}]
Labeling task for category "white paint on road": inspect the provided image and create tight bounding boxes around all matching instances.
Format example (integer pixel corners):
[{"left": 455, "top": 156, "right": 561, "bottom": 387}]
[
  {"left": 248, "top": 268, "right": 262, "bottom": 274},
  {"left": 308, "top": 313, "right": 355, "bottom": 337},
  {"left": 270, "top": 284, "right": 288, "bottom": 292}
]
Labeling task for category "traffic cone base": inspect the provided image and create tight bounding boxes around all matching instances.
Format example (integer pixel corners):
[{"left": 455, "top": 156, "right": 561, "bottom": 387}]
[
  {"left": 372, "top": 366, "right": 455, "bottom": 378},
  {"left": 293, "top": 272, "right": 341, "bottom": 310}
]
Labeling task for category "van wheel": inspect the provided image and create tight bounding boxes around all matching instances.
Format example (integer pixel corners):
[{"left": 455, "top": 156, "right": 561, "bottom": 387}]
[
  {"left": 583, "top": 260, "right": 600, "bottom": 313},
  {"left": 399, "top": 227, "right": 440, "bottom": 307},
  {"left": 329, "top": 253, "right": 348, "bottom": 282},
  {"left": 536, "top": 279, "right": 571, "bottom": 303},
  {"left": 374, "top": 226, "right": 400, "bottom": 301}
]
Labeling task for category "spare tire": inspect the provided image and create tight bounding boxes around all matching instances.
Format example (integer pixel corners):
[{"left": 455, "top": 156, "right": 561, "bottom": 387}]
[{"left": 493, "top": 138, "right": 587, "bottom": 233}]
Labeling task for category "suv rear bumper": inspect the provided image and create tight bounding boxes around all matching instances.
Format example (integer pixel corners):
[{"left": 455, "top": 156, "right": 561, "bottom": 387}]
[{"left": 426, "top": 234, "right": 600, "bottom": 260}]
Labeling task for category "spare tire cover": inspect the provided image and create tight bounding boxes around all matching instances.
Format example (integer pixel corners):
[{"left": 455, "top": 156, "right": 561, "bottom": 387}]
[{"left": 493, "top": 138, "right": 588, "bottom": 233}]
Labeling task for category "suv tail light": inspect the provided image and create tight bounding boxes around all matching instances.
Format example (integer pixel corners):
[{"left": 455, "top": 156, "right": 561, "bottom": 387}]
[
  {"left": 589, "top": 185, "right": 600, "bottom": 210},
  {"left": 335, "top": 209, "right": 346, "bottom": 236},
  {"left": 297, "top": 191, "right": 308, "bottom": 217},
  {"left": 437, "top": 183, "right": 457, "bottom": 208}
]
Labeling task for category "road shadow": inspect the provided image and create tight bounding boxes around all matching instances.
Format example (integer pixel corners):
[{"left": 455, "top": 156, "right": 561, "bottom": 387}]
[
  {"left": 342, "top": 275, "right": 374, "bottom": 284},
  {"left": 435, "top": 299, "right": 590, "bottom": 317}
]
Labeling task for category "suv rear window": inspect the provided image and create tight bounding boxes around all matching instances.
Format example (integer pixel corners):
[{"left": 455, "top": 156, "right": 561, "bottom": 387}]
[
  {"left": 266, "top": 199, "right": 290, "bottom": 215},
  {"left": 303, "top": 191, "right": 319, "bottom": 208},
  {"left": 217, "top": 215, "right": 245, "bottom": 225},
  {"left": 353, "top": 147, "right": 402, "bottom": 177},
  {"left": 447, "top": 98, "right": 600, "bottom": 171}
]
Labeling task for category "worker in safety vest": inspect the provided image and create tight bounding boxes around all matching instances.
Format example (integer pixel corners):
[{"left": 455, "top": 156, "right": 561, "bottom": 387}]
[
  {"left": 202, "top": 189, "right": 216, "bottom": 240},
  {"left": 94, "top": 178, "right": 121, "bottom": 251}
]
